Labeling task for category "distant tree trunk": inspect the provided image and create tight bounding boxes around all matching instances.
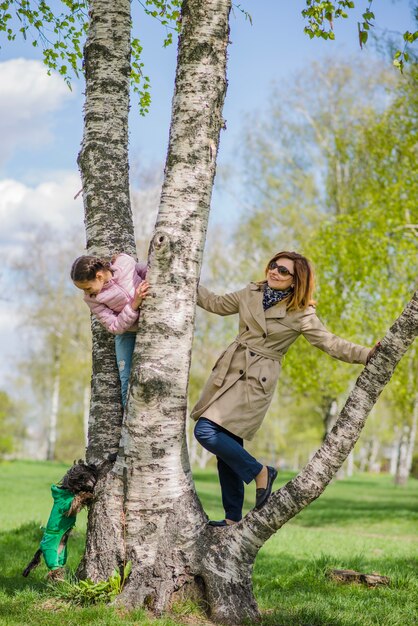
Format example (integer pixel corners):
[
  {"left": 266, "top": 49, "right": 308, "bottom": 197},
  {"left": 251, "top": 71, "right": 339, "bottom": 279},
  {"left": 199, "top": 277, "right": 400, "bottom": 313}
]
[
  {"left": 46, "top": 347, "right": 60, "bottom": 461},
  {"left": 346, "top": 450, "right": 354, "bottom": 477},
  {"left": 405, "top": 393, "right": 418, "bottom": 475},
  {"left": 395, "top": 424, "right": 410, "bottom": 485},
  {"left": 367, "top": 436, "right": 380, "bottom": 473},
  {"left": 83, "top": 386, "right": 90, "bottom": 448},
  {"left": 323, "top": 397, "right": 338, "bottom": 439},
  {"left": 390, "top": 427, "right": 399, "bottom": 475}
]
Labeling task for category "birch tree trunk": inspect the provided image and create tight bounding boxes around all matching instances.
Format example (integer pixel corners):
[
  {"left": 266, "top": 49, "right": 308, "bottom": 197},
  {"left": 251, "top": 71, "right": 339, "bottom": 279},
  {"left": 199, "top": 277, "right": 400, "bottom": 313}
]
[
  {"left": 77, "top": 0, "right": 136, "bottom": 578},
  {"left": 390, "top": 427, "right": 399, "bottom": 475}
]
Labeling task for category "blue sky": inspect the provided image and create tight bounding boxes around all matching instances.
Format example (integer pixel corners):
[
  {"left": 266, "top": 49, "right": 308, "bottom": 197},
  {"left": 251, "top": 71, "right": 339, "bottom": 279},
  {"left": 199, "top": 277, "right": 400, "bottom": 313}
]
[{"left": 0, "top": 0, "right": 416, "bottom": 383}]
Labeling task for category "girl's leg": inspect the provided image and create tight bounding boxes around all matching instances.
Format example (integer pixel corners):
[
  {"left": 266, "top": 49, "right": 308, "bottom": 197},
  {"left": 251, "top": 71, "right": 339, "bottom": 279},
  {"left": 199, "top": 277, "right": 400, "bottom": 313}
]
[
  {"left": 194, "top": 417, "right": 262, "bottom": 521},
  {"left": 114, "top": 332, "right": 137, "bottom": 406}
]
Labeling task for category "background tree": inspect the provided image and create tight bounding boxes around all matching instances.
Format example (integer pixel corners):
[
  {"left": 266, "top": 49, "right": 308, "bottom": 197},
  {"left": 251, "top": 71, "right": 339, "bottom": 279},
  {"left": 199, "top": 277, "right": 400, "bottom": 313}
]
[
  {"left": 11, "top": 227, "right": 91, "bottom": 460},
  {"left": 0, "top": 390, "right": 24, "bottom": 458}
]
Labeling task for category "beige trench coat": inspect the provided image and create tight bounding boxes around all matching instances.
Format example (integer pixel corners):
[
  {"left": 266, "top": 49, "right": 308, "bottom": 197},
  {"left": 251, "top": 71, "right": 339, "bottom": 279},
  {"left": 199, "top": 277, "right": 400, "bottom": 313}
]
[{"left": 190, "top": 283, "right": 369, "bottom": 441}]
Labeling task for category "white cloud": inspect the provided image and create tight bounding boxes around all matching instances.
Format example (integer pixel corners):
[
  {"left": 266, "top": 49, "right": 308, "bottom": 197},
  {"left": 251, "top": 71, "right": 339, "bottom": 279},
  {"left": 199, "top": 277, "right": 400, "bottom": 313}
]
[
  {"left": 0, "top": 58, "right": 75, "bottom": 163},
  {"left": 0, "top": 171, "right": 84, "bottom": 384},
  {"left": 0, "top": 172, "right": 84, "bottom": 253}
]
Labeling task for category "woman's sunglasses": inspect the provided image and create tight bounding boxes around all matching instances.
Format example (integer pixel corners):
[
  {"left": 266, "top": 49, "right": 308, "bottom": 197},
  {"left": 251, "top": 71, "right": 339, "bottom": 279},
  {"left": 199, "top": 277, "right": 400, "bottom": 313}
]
[{"left": 268, "top": 261, "right": 294, "bottom": 277}]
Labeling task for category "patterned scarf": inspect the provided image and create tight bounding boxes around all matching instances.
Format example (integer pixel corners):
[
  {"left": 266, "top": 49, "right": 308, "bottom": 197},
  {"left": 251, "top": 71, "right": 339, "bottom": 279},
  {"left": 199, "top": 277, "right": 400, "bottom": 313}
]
[{"left": 262, "top": 284, "right": 292, "bottom": 310}]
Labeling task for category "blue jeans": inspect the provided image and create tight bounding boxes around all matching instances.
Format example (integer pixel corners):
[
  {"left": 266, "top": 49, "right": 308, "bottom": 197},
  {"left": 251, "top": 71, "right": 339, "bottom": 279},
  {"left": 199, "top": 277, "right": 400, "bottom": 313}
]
[
  {"left": 115, "top": 332, "right": 136, "bottom": 406},
  {"left": 194, "top": 417, "right": 263, "bottom": 522}
]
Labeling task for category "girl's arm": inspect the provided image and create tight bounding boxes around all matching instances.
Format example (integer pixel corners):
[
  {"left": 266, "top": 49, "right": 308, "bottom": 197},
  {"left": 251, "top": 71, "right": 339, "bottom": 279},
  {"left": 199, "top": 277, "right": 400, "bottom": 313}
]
[
  {"left": 87, "top": 300, "right": 139, "bottom": 335},
  {"left": 197, "top": 285, "right": 244, "bottom": 316},
  {"left": 300, "top": 308, "right": 370, "bottom": 365}
]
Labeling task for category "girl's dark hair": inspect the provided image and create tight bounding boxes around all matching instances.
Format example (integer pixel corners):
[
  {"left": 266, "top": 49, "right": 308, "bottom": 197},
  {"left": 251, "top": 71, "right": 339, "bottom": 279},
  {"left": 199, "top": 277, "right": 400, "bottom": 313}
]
[{"left": 70, "top": 256, "right": 111, "bottom": 282}]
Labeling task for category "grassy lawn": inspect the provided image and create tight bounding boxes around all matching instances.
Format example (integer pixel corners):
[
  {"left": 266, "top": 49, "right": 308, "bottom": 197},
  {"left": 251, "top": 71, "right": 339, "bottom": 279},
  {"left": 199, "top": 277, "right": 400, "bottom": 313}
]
[{"left": 0, "top": 460, "right": 417, "bottom": 625}]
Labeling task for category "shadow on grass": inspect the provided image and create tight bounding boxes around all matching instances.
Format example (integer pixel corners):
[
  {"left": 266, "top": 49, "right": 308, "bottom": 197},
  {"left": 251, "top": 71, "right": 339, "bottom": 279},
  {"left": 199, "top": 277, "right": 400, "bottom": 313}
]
[{"left": 0, "top": 522, "right": 86, "bottom": 597}]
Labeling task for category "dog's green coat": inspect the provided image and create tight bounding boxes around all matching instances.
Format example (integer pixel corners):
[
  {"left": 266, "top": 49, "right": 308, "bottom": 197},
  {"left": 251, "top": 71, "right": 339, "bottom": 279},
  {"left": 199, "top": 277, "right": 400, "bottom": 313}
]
[{"left": 39, "top": 485, "right": 76, "bottom": 570}]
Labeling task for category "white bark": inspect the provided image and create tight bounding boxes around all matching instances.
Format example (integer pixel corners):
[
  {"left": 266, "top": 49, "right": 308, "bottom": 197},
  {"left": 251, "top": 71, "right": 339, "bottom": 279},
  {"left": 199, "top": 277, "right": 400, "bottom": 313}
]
[
  {"left": 346, "top": 450, "right": 354, "bottom": 477},
  {"left": 367, "top": 436, "right": 380, "bottom": 473},
  {"left": 78, "top": 0, "right": 135, "bottom": 579}
]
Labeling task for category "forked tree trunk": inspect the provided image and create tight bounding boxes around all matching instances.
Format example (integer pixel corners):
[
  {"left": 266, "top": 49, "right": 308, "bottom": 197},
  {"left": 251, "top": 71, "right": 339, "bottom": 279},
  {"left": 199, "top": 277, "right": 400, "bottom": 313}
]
[
  {"left": 77, "top": 0, "right": 418, "bottom": 621},
  {"left": 80, "top": 0, "right": 233, "bottom": 588}
]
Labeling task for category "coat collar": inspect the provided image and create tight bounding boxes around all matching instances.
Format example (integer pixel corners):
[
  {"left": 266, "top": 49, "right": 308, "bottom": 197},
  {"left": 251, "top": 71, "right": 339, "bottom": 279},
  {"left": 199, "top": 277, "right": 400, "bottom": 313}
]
[{"left": 249, "top": 282, "right": 287, "bottom": 324}]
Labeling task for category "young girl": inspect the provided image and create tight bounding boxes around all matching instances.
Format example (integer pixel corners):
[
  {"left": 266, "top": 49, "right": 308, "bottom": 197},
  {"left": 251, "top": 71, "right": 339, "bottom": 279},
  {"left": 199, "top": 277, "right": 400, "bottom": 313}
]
[{"left": 71, "top": 253, "right": 150, "bottom": 406}]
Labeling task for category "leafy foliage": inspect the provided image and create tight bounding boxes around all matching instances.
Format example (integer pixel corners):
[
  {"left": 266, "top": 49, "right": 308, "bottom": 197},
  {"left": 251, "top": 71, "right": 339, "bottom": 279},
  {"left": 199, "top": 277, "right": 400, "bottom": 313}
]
[
  {"left": 52, "top": 561, "right": 132, "bottom": 605},
  {"left": 0, "top": 0, "right": 89, "bottom": 88},
  {"left": 0, "top": 0, "right": 181, "bottom": 112},
  {"left": 132, "top": 1, "right": 181, "bottom": 114},
  {"left": 301, "top": 0, "right": 418, "bottom": 70}
]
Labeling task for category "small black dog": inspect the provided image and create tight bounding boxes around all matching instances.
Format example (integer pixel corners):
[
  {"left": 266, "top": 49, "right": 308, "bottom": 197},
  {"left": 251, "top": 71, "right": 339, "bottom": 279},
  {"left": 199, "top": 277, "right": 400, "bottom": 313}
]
[{"left": 23, "top": 460, "right": 98, "bottom": 580}]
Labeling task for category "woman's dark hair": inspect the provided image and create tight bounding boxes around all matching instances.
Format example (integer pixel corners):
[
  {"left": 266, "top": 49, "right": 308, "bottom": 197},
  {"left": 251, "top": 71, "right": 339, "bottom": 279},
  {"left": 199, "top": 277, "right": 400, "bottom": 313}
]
[
  {"left": 264, "top": 250, "right": 315, "bottom": 311},
  {"left": 70, "top": 256, "right": 111, "bottom": 282}
]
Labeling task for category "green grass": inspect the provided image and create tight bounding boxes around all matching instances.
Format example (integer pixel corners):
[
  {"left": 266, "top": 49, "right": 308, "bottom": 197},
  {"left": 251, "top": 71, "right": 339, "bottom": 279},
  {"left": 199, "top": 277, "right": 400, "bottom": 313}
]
[{"left": 1, "top": 461, "right": 417, "bottom": 625}]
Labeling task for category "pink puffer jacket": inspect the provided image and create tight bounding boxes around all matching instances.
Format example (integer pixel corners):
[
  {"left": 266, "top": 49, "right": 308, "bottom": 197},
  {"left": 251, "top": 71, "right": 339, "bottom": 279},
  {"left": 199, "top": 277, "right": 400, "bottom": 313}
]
[{"left": 84, "top": 253, "right": 147, "bottom": 335}]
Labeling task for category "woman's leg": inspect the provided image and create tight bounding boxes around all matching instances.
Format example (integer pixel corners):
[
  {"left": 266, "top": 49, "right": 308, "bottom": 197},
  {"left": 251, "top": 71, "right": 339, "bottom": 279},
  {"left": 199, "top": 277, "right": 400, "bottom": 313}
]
[
  {"left": 217, "top": 456, "right": 244, "bottom": 522},
  {"left": 194, "top": 417, "right": 263, "bottom": 521},
  {"left": 114, "top": 332, "right": 136, "bottom": 406}
]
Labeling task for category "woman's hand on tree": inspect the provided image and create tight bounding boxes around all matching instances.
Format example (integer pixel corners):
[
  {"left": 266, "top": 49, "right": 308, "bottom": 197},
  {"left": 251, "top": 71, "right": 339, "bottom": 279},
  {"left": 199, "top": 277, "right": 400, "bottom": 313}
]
[{"left": 132, "top": 281, "right": 150, "bottom": 310}]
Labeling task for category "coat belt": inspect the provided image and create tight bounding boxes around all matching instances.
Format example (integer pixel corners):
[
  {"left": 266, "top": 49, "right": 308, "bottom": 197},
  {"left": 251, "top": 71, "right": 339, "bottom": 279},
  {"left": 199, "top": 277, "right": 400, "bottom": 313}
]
[{"left": 212, "top": 337, "right": 283, "bottom": 388}]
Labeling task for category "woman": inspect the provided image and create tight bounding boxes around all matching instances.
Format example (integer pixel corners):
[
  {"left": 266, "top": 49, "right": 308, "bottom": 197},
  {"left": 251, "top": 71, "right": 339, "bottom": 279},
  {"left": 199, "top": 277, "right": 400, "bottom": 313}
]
[{"left": 192, "top": 251, "right": 377, "bottom": 526}]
